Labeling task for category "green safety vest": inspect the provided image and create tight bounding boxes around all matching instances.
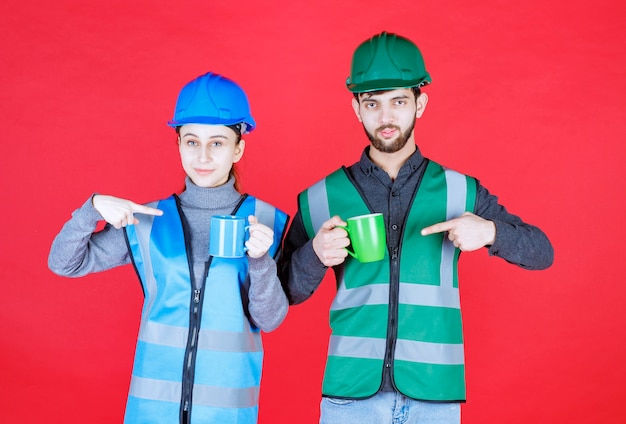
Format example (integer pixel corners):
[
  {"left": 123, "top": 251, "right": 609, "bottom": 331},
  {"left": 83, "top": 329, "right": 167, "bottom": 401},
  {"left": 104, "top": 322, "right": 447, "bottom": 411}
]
[{"left": 298, "top": 160, "right": 477, "bottom": 401}]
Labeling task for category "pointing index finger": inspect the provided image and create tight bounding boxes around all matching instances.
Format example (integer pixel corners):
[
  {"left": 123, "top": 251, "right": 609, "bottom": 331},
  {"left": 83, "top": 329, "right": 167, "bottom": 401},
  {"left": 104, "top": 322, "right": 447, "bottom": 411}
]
[
  {"left": 421, "top": 220, "right": 453, "bottom": 236},
  {"left": 132, "top": 203, "right": 164, "bottom": 216}
]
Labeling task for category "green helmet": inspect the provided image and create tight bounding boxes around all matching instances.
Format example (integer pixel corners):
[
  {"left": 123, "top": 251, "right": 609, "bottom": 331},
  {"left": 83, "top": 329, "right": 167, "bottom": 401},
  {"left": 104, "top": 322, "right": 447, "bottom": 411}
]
[{"left": 346, "top": 31, "right": 431, "bottom": 93}]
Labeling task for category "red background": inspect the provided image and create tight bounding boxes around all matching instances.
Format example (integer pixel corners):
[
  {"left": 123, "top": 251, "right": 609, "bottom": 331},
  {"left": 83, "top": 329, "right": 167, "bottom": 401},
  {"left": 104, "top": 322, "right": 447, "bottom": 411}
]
[{"left": 1, "top": 1, "right": 625, "bottom": 422}]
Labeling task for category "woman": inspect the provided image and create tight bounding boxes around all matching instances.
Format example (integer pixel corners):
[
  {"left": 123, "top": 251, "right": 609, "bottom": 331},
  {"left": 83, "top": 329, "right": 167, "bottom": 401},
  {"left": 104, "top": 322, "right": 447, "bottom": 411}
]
[{"left": 48, "top": 72, "right": 290, "bottom": 424}]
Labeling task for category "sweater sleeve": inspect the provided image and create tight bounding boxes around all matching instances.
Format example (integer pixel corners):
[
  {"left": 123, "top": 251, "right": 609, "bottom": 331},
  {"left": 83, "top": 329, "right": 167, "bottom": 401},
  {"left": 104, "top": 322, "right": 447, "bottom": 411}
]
[
  {"left": 475, "top": 183, "right": 554, "bottom": 270},
  {"left": 279, "top": 210, "right": 329, "bottom": 305},
  {"left": 48, "top": 195, "right": 131, "bottom": 277},
  {"left": 246, "top": 254, "right": 288, "bottom": 332}
]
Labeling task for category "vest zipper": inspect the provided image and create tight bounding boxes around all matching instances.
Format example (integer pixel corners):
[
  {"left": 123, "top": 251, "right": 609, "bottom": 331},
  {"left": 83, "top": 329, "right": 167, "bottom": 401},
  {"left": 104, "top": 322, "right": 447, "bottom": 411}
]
[
  {"left": 382, "top": 176, "right": 419, "bottom": 391},
  {"left": 384, "top": 246, "right": 401, "bottom": 384},
  {"left": 180, "top": 262, "right": 209, "bottom": 423}
]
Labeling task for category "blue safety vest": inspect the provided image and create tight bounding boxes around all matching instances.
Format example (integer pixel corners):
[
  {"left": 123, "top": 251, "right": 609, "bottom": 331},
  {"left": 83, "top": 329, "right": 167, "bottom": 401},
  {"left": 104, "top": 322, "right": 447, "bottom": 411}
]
[{"left": 123, "top": 194, "right": 288, "bottom": 424}]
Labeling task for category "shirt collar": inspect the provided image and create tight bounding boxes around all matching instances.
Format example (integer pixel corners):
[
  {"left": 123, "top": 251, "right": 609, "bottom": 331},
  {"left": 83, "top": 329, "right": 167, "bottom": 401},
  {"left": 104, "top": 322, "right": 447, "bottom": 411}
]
[{"left": 357, "top": 145, "right": 426, "bottom": 177}]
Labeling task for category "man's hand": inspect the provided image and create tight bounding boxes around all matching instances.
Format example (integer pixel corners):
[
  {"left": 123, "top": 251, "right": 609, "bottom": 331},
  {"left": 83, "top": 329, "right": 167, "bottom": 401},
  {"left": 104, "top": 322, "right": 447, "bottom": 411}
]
[
  {"left": 312, "top": 216, "right": 350, "bottom": 267},
  {"left": 92, "top": 195, "right": 163, "bottom": 229},
  {"left": 246, "top": 215, "right": 274, "bottom": 259},
  {"left": 421, "top": 212, "right": 496, "bottom": 251}
]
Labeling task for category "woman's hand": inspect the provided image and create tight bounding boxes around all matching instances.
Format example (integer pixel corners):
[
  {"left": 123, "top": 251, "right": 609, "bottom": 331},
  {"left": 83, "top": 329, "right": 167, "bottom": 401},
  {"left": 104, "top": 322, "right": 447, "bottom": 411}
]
[
  {"left": 92, "top": 195, "right": 163, "bottom": 229},
  {"left": 246, "top": 215, "right": 274, "bottom": 258}
]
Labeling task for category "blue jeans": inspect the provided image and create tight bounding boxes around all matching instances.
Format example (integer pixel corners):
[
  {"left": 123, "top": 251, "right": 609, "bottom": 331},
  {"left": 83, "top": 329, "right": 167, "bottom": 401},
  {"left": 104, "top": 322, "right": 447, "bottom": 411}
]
[{"left": 320, "top": 392, "right": 460, "bottom": 424}]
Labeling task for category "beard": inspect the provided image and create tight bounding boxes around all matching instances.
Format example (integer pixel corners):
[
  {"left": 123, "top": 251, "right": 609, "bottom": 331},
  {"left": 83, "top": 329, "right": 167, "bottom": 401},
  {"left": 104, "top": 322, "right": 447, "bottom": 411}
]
[{"left": 364, "top": 119, "right": 416, "bottom": 153}]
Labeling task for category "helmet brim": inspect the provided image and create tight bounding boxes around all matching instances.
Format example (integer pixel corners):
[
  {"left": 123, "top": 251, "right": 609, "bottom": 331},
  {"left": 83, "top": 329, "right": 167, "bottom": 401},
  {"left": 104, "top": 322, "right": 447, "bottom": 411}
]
[
  {"left": 167, "top": 116, "right": 256, "bottom": 133},
  {"left": 347, "top": 77, "right": 431, "bottom": 93}
]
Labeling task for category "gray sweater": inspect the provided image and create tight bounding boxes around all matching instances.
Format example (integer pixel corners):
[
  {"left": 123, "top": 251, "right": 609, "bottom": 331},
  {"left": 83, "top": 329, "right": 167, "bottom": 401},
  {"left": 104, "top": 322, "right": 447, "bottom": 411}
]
[{"left": 48, "top": 176, "right": 287, "bottom": 332}]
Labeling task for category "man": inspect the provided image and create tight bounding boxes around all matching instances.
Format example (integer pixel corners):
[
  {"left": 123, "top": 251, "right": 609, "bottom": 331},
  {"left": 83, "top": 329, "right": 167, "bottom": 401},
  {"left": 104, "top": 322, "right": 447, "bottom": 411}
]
[{"left": 280, "top": 32, "right": 554, "bottom": 424}]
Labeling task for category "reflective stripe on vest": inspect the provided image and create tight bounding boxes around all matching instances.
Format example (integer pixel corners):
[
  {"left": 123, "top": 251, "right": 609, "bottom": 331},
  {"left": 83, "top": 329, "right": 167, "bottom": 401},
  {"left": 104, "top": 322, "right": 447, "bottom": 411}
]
[
  {"left": 298, "top": 161, "right": 476, "bottom": 401},
  {"left": 124, "top": 195, "right": 288, "bottom": 424}
]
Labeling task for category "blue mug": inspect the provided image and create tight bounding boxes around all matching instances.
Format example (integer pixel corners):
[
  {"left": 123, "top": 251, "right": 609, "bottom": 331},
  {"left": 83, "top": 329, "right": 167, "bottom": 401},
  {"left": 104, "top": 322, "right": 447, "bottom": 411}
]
[{"left": 209, "top": 215, "right": 248, "bottom": 258}]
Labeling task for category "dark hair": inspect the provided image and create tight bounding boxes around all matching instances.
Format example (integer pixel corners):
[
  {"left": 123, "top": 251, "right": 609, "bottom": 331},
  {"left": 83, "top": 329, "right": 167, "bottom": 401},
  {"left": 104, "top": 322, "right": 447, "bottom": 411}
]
[
  {"left": 225, "top": 123, "right": 243, "bottom": 138},
  {"left": 354, "top": 86, "right": 422, "bottom": 101}
]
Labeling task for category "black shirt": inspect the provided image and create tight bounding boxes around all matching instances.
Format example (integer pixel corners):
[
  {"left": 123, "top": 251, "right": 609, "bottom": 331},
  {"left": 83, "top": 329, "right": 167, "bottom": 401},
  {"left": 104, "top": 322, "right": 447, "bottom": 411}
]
[{"left": 279, "top": 145, "right": 554, "bottom": 394}]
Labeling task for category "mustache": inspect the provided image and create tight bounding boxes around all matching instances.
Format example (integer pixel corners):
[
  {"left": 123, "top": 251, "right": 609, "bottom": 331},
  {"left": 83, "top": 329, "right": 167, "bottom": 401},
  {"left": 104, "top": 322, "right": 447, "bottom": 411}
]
[{"left": 377, "top": 125, "right": 401, "bottom": 132}]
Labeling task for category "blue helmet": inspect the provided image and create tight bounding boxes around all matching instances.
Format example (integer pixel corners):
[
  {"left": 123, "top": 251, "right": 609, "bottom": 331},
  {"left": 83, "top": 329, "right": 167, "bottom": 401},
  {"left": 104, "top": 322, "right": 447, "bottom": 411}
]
[{"left": 167, "top": 72, "right": 256, "bottom": 133}]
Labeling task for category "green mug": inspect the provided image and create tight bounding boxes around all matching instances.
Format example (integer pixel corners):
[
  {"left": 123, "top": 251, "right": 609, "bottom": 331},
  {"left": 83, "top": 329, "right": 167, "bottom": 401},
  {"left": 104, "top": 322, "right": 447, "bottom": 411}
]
[{"left": 338, "top": 213, "right": 386, "bottom": 263}]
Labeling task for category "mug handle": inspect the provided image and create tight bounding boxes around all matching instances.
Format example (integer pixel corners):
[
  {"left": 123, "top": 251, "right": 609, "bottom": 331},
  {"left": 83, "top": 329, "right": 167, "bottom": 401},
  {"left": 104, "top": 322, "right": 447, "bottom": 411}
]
[{"left": 243, "top": 225, "right": 250, "bottom": 253}]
